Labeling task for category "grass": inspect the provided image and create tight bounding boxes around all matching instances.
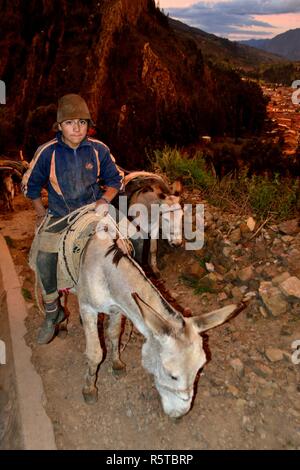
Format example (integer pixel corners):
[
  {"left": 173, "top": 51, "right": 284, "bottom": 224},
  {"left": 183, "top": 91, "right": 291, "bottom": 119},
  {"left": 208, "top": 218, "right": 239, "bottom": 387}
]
[
  {"left": 150, "top": 146, "right": 299, "bottom": 221},
  {"left": 150, "top": 147, "right": 214, "bottom": 189},
  {"left": 180, "top": 273, "right": 216, "bottom": 295}
]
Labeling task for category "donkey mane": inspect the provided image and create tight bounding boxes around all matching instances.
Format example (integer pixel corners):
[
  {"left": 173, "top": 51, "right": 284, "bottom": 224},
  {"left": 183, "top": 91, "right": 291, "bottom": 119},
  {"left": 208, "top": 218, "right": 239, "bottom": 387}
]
[
  {"left": 126, "top": 176, "right": 171, "bottom": 202},
  {"left": 105, "top": 241, "right": 127, "bottom": 266},
  {"left": 103, "top": 235, "right": 184, "bottom": 325}
]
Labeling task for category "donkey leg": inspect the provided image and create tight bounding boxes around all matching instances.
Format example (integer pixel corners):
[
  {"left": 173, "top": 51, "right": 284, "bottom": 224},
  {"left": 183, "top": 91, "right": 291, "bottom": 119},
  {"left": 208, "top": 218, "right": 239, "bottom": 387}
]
[
  {"left": 81, "top": 311, "right": 103, "bottom": 404},
  {"left": 57, "top": 293, "right": 69, "bottom": 339},
  {"left": 108, "top": 312, "right": 126, "bottom": 376},
  {"left": 149, "top": 238, "right": 160, "bottom": 277}
]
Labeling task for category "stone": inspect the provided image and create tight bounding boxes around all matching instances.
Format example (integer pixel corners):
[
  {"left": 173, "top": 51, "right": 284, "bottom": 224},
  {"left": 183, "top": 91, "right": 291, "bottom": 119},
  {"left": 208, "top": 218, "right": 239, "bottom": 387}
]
[
  {"left": 280, "top": 325, "right": 292, "bottom": 336},
  {"left": 229, "top": 228, "right": 241, "bottom": 243},
  {"left": 278, "top": 219, "right": 299, "bottom": 235},
  {"left": 260, "top": 387, "right": 274, "bottom": 399},
  {"left": 265, "top": 348, "right": 284, "bottom": 362},
  {"left": 240, "top": 222, "right": 251, "bottom": 236},
  {"left": 205, "top": 262, "right": 215, "bottom": 272},
  {"left": 254, "top": 240, "right": 268, "bottom": 259},
  {"left": 217, "top": 292, "right": 228, "bottom": 302},
  {"left": 279, "top": 276, "right": 300, "bottom": 300},
  {"left": 231, "top": 286, "right": 244, "bottom": 302},
  {"left": 246, "top": 217, "right": 256, "bottom": 232},
  {"left": 259, "top": 281, "right": 288, "bottom": 316},
  {"left": 188, "top": 262, "right": 206, "bottom": 278},
  {"left": 262, "top": 264, "right": 280, "bottom": 279},
  {"left": 227, "top": 384, "right": 239, "bottom": 397},
  {"left": 259, "top": 306, "right": 268, "bottom": 318},
  {"left": 272, "top": 272, "right": 291, "bottom": 286},
  {"left": 205, "top": 211, "right": 214, "bottom": 225},
  {"left": 286, "top": 249, "right": 300, "bottom": 278},
  {"left": 222, "top": 246, "right": 232, "bottom": 257},
  {"left": 270, "top": 239, "right": 284, "bottom": 256},
  {"left": 243, "top": 291, "right": 256, "bottom": 302},
  {"left": 206, "top": 272, "right": 220, "bottom": 282},
  {"left": 281, "top": 235, "right": 294, "bottom": 243},
  {"left": 250, "top": 362, "right": 273, "bottom": 378},
  {"left": 236, "top": 399, "right": 247, "bottom": 409},
  {"left": 230, "top": 358, "right": 244, "bottom": 377},
  {"left": 224, "top": 268, "right": 239, "bottom": 282},
  {"left": 238, "top": 266, "right": 254, "bottom": 282},
  {"left": 170, "top": 291, "right": 180, "bottom": 300}
]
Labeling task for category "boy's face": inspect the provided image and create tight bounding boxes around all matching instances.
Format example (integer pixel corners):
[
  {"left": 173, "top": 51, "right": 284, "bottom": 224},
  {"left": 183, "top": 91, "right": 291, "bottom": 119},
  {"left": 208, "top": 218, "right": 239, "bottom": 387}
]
[{"left": 58, "top": 119, "right": 88, "bottom": 148}]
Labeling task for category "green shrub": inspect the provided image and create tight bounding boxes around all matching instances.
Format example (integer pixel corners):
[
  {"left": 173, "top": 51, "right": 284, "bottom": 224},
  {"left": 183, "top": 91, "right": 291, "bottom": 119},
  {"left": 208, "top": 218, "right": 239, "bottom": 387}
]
[
  {"left": 150, "top": 146, "right": 214, "bottom": 189},
  {"left": 151, "top": 146, "right": 299, "bottom": 221},
  {"left": 247, "top": 175, "right": 298, "bottom": 220}
]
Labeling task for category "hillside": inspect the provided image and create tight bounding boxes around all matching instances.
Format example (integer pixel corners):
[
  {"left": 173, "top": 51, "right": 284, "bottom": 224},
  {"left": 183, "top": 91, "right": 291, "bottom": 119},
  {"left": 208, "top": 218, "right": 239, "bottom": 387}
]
[
  {"left": 168, "top": 18, "right": 287, "bottom": 68},
  {"left": 240, "top": 29, "right": 300, "bottom": 61},
  {"left": 0, "top": 0, "right": 267, "bottom": 167}
]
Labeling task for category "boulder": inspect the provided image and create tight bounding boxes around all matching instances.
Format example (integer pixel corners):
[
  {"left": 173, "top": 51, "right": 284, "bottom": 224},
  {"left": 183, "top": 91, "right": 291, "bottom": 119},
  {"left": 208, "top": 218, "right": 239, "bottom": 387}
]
[
  {"left": 238, "top": 266, "right": 254, "bottom": 282},
  {"left": 259, "top": 281, "right": 288, "bottom": 316},
  {"left": 278, "top": 219, "right": 299, "bottom": 235},
  {"left": 279, "top": 276, "right": 300, "bottom": 300},
  {"left": 265, "top": 348, "right": 284, "bottom": 362}
]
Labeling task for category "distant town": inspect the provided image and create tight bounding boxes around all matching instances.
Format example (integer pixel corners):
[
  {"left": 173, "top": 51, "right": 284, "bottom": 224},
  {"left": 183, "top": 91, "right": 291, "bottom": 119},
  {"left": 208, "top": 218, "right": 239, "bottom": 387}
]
[{"left": 262, "top": 84, "right": 300, "bottom": 157}]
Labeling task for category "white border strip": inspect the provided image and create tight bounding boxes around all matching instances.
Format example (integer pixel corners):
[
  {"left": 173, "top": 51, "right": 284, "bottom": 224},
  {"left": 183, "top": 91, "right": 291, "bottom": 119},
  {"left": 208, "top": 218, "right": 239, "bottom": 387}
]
[{"left": 0, "top": 234, "right": 56, "bottom": 450}]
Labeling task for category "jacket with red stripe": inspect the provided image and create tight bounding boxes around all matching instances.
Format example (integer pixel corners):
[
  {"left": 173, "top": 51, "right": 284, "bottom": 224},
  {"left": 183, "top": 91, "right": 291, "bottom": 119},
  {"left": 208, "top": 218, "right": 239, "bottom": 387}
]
[{"left": 22, "top": 132, "right": 122, "bottom": 217}]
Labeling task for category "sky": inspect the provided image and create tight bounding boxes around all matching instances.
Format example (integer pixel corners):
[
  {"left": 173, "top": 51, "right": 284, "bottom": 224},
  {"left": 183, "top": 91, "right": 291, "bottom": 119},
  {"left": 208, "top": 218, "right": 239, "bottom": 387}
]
[{"left": 157, "top": 0, "right": 300, "bottom": 40}]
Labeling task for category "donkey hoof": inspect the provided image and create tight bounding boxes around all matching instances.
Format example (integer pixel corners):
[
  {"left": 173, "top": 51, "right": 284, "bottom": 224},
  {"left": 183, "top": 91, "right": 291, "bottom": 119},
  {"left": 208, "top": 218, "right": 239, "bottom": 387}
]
[
  {"left": 57, "top": 320, "right": 68, "bottom": 338},
  {"left": 82, "top": 387, "right": 98, "bottom": 404},
  {"left": 57, "top": 328, "right": 68, "bottom": 339},
  {"left": 112, "top": 361, "right": 126, "bottom": 377}
]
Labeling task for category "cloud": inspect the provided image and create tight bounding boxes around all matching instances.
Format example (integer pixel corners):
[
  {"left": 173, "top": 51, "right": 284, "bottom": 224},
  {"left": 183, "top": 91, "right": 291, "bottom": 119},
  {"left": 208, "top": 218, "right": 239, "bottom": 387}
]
[{"left": 164, "top": 0, "right": 300, "bottom": 38}]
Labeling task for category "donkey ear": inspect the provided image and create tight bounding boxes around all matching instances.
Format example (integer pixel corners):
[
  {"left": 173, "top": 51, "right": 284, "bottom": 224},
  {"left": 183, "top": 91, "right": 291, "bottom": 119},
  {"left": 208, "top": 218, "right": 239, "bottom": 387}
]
[
  {"left": 191, "top": 303, "right": 245, "bottom": 333},
  {"left": 132, "top": 292, "right": 175, "bottom": 336},
  {"left": 170, "top": 179, "right": 183, "bottom": 196}
]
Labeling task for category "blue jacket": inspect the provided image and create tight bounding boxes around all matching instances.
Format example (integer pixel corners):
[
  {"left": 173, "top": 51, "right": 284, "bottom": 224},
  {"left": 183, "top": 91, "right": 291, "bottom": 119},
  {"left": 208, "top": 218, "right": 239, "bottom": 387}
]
[{"left": 22, "top": 132, "right": 122, "bottom": 217}]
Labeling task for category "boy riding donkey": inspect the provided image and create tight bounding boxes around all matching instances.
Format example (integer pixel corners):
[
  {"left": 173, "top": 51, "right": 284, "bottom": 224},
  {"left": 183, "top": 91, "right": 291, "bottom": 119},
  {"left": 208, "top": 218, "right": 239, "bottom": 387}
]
[{"left": 22, "top": 94, "right": 122, "bottom": 344}]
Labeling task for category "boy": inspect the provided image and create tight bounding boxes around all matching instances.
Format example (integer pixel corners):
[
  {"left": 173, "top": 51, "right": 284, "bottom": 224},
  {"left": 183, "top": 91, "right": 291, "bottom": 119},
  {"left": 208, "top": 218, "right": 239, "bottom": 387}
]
[{"left": 22, "top": 94, "right": 122, "bottom": 344}]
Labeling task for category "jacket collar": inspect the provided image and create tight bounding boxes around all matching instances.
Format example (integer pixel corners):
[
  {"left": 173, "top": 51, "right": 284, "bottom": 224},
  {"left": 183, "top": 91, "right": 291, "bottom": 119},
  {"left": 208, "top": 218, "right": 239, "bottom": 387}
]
[{"left": 56, "top": 131, "right": 93, "bottom": 150}]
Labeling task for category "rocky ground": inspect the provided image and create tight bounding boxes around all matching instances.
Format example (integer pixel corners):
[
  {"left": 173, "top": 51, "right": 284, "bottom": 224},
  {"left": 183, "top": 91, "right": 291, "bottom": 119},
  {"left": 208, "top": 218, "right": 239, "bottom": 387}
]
[{"left": 1, "top": 192, "right": 300, "bottom": 450}]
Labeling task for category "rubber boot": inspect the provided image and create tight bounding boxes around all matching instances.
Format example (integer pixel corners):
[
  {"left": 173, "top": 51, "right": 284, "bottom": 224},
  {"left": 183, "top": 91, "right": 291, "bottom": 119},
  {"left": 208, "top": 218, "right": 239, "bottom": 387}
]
[{"left": 37, "top": 301, "right": 65, "bottom": 344}]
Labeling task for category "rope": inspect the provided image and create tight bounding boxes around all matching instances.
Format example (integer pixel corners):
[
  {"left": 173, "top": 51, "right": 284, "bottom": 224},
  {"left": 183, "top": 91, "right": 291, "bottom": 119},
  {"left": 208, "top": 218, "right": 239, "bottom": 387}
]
[
  {"left": 120, "top": 320, "right": 134, "bottom": 353},
  {"left": 96, "top": 212, "right": 135, "bottom": 258},
  {"left": 59, "top": 204, "right": 135, "bottom": 285},
  {"left": 33, "top": 202, "right": 135, "bottom": 314},
  {"left": 35, "top": 274, "right": 45, "bottom": 316}
]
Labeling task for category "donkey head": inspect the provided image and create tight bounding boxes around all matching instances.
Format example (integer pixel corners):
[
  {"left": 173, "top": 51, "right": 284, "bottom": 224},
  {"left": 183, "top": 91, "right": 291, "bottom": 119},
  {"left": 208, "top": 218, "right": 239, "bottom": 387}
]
[
  {"left": 155, "top": 179, "right": 184, "bottom": 248},
  {"left": 133, "top": 293, "right": 242, "bottom": 418}
]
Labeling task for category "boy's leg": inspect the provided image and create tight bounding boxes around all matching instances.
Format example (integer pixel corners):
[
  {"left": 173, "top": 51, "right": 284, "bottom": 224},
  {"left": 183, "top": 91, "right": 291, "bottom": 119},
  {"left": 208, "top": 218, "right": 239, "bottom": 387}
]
[
  {"left": 36, "top": 251, "right": 65, "bottom": 344},
  {"left": 34, "top": 216, "right": 69, "bottom": 344}
]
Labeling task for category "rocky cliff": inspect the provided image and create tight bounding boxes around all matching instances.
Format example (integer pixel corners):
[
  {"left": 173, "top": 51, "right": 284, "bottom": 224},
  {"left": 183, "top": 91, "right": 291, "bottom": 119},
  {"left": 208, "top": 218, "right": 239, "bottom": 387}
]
[{"left": 0, "top": 0, "right": 266, "bottom": 166}]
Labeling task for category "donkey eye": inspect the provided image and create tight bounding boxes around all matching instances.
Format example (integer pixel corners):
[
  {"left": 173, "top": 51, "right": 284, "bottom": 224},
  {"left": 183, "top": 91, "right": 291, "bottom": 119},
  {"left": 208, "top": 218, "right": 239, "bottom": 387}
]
[{"left": 170, "top": 374, "right": 178, "bottom": 381}]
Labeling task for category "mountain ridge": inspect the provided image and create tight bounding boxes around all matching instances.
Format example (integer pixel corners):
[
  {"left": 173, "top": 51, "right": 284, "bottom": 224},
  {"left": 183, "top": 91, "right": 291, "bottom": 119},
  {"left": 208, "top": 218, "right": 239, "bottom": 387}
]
[
  {"left": 0, "top": 0, "right": 267, "bottom": 165},
  {"left": 240, "top": 28, "right": 300, "bottom": 61},
  {"left": 168, "top": 17, "right": 288, "bottom": 68}
]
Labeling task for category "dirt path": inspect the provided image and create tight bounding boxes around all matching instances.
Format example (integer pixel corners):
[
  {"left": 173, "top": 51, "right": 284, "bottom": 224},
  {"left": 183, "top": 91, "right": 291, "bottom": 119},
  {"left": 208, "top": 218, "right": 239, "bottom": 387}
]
[{"left": 1, "top": 194, "right": 300, "bottom": 450}]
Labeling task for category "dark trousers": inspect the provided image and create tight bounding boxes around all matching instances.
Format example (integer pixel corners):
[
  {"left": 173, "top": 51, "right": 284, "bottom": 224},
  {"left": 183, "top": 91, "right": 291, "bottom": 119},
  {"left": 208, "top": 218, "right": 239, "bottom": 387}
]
[{"left": 36, "top": 216, "right": 69, "bottom": 302}]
